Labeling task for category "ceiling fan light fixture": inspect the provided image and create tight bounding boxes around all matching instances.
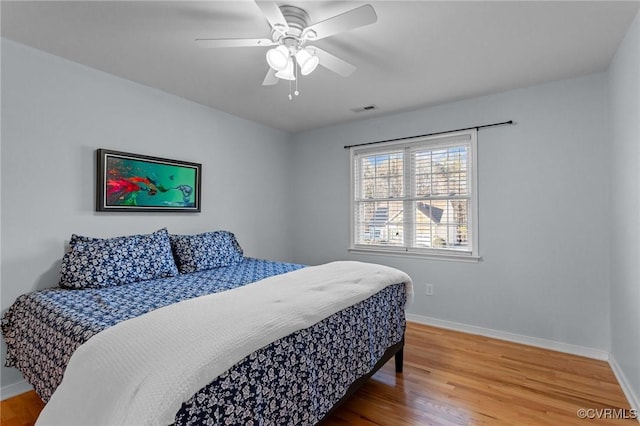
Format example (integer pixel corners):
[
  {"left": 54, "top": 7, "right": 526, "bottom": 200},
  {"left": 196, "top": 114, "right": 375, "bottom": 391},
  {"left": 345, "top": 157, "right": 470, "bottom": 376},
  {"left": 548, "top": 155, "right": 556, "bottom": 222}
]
[
  {"left": 275, "top": 58, "right": 296, "bottom": 80},
  {"left": 266, "top": 45, "right": 290, "bottom": 71},
  {"left": 197, "top": 2, "right": 373, "bottom": 97},
  {"left": 296, "top": 48, "right": 319, "bottom": 76}
]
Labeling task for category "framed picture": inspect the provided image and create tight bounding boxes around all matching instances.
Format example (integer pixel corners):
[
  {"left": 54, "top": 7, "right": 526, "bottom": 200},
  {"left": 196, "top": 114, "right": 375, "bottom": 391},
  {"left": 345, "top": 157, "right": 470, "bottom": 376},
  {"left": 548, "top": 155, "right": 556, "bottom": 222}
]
[{"left": 96, "top": 149, "right": 201, "bottom": 212}]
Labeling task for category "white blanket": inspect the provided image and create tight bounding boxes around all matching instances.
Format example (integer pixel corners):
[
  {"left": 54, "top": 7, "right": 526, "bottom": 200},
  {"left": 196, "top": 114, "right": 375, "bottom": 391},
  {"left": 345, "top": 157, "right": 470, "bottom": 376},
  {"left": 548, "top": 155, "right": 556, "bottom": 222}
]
[{"left": 36, "top": 261, "right": 412, "bottom": 426}]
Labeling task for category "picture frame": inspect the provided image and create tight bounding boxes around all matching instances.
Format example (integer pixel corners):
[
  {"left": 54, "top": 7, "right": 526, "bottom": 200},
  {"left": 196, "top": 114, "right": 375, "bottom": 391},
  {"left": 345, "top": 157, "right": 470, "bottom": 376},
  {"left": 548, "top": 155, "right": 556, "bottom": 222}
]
[{"left": 96, "top": 149, "right": 201, "bottom": 212}]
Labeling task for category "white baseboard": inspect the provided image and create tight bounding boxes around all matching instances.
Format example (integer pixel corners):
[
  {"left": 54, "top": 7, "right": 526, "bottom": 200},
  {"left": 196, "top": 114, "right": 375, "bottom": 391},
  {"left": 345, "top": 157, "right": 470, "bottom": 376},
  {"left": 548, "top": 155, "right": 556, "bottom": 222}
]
[
  {"left": 609, "top": 355, "right": 640, "bottom": 420},
  {"left": 0, "top": 380, "right": 33, "bottom": 401},
  {"left": 406, "top": 313, "right": 610, "bottom": 361}
]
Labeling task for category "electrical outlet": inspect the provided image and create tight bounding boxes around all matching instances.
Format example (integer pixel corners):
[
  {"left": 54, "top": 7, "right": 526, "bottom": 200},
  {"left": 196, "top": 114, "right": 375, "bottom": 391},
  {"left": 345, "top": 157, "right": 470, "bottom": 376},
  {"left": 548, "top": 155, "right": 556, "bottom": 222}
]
[{"left": 426, "top": 284, "right": 434, "bottom": 296}]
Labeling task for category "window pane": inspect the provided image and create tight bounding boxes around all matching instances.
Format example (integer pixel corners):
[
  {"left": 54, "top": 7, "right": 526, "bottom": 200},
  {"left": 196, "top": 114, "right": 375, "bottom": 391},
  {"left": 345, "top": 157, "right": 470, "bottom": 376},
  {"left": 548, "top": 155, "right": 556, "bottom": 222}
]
[
  {"left": 448, "top": 172, "right": 467, "bottom": 195},
  {"left": 389, "top": 177, "right": 403, "bottom": 198},
  {"left": 363, "top": 159, "right": 375, "bottom": 178},
  {"left": 431, "top": 172, "right": 449, "bottom": 196},
  {"left": 388, "top": 154, "right": 403, "bottom": 177},
  {"left": 373, "top": 179, "right": 389, "bottom": 198},
  {"left": 375, "top": 155, "right": 389, "bottom": 177},
  {"left": 414, "top": 173, "right": 430, "bottom": 197},
  {"left": 358, "top": 152, "right": 404, "bottom": 199},
  {"left": 412, "top": 145, "right": 469, "bottom": 197},
  {"left": 355, "top": 201, "right": 404, "bottom": 246},
  {"left": 448, "top": 200, "right": 469, "bottom": 248},
  {"left": 361, "top": 178, "right": 375, "bottom": 198},
  {"left": 415, "top": 200, "right": 446, "bottom": 248},
  {"left": 414, "top": 151, "right": 432, "bottom": 174},
  {"left": 415, "top": 200, "right": 469, "bottom": 250}
]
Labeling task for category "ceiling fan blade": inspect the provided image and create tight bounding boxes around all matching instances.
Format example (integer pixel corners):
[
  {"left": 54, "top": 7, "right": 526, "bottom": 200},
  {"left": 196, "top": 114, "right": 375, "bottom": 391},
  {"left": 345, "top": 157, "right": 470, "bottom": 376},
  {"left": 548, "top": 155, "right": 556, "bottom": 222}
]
[
  {"left": 195, "top": 38, "right": 276, "bottom": 48},
  {"left": 255, "top": 0, "right": 289, "bottom": 33},
  {"left": 262, "top": 68, "right": 279, "bottom": 86},
  {"left": 312, "top": 47, "right": 356, "bottom": 77},
  {"left": 303, "top": 5, "right": 377, "bottom": 41}
]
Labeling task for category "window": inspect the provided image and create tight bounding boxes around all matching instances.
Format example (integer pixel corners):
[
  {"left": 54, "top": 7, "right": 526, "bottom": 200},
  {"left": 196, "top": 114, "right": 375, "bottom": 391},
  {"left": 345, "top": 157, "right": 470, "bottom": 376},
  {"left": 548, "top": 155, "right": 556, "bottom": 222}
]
[{"left": 350, "top": 129, "right": 479, "bottom": 260}]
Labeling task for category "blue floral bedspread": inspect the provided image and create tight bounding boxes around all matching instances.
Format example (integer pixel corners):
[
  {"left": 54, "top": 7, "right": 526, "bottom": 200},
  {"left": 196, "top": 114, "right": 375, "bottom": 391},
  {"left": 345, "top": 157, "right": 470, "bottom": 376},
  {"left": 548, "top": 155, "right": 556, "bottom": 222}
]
[
  {"left": 2, "top": 258, "right": 407, "bottom": 425},
  {"left": 173, "top": 283, "right": 406, "bottom": 426},
  {"left": 2, "top": 258, "right": 303, "bottom": 401}
]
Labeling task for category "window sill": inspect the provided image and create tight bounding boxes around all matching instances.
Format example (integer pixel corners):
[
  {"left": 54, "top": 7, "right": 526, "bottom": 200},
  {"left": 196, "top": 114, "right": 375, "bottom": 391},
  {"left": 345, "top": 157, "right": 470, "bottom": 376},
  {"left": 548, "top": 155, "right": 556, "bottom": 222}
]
[{"left": 348, "top": 247, "right": 482, "bottom": 263}]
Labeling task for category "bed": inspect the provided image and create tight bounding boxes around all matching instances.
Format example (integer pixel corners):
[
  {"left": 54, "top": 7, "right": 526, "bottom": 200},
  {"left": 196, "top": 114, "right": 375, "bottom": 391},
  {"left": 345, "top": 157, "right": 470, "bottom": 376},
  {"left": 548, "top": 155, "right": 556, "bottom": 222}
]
[{"left": 2, "top": 229, "right": 411, "bottom": 425}]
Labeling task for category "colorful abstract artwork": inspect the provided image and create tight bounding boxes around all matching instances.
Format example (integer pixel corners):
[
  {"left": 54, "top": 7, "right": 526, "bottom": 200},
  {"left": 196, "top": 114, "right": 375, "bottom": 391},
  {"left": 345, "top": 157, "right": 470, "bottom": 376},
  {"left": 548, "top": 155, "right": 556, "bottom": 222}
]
[{"left": 96, "top": 149, "right": 201, "bottom": 212}]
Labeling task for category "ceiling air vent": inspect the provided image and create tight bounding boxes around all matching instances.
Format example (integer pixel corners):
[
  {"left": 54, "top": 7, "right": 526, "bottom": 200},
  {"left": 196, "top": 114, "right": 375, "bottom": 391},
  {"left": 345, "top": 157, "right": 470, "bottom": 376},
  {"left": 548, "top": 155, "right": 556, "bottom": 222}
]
[{"left": 351, "top": 104, "right": 378, "bottom": 113}]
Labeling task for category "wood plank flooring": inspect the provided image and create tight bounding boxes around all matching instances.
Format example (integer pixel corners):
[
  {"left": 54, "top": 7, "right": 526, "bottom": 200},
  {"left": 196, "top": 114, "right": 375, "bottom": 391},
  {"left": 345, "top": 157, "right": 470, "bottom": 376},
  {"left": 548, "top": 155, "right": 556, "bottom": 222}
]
[
  {"left": 1, "top": 322, "right": 634, "bottom": 425},
  {"left": 0, "top": 390, "right": 44, "bottom": 426}
]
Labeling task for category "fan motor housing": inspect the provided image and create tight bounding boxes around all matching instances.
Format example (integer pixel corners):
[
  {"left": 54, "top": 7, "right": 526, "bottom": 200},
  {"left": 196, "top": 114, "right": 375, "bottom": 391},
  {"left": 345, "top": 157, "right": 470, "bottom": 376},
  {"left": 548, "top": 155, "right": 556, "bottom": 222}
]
[{"left": 271, "top": 5, "right": 310, "bottom": 42}]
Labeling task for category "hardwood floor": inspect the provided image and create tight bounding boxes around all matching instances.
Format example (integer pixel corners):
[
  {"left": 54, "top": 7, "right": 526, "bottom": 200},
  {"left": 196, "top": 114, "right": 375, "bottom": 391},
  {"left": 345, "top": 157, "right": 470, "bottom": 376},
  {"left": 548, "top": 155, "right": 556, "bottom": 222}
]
[
  {"left": 1, "top": 322, "right": 634, "bottom": 425},
  {"left": 324, "top": 322, "right": 634, "bottom": 425},
  {"left": 0, "top": 390, "right": 44, "bottom": 426}
]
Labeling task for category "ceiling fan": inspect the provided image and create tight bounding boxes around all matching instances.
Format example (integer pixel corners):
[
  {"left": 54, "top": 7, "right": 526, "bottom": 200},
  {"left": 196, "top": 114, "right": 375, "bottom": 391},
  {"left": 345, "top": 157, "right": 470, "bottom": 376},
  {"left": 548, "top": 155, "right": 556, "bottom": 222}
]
[{"left": 195, "top": 1, "right": 377, "bottom": 91}]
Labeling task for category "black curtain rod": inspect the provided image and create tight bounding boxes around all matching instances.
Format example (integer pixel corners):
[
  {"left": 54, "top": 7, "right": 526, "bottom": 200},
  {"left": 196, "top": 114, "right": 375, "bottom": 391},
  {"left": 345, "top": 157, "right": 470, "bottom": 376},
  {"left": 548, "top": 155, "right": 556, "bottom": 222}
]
[{"left": 343, "top": 120, "right": 514, "bottom": 149}]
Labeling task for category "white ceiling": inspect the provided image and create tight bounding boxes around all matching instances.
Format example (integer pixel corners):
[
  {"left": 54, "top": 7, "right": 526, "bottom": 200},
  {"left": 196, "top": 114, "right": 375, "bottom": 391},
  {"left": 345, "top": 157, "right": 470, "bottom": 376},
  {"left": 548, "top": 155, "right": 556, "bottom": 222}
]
[{"left": 2, "top": 1, "right": 638, "bottom": 133}]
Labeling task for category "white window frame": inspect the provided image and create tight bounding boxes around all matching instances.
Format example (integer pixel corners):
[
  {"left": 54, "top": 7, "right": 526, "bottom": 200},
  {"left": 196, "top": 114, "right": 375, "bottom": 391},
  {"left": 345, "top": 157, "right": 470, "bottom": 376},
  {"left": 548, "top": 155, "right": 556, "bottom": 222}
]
[{"left": 349, "top": 129, "right": 480, "bottom": 262}]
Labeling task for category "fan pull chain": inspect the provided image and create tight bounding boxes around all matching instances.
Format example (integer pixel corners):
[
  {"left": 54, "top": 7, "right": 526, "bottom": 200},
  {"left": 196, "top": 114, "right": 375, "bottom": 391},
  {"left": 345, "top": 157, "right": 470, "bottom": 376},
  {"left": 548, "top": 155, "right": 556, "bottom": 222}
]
[
  {"left": 287, "top": 56, "right": 300, "bottom": 101},
  {"left": 294, "top": 59, "right": 299, "bottom": 97}
]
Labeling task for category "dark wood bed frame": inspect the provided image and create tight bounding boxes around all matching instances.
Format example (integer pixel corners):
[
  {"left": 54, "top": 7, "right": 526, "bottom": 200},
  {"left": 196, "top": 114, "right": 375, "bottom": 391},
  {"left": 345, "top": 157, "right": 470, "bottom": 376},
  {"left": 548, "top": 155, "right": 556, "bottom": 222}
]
[{"left": 317, "top": 334, "right": 404, "bottom": 423}]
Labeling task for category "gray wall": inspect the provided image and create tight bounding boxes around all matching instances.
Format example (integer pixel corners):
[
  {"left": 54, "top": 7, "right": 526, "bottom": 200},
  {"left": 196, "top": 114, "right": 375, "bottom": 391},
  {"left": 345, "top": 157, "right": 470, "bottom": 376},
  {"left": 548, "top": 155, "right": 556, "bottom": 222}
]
[
  {"left": 290, "top": 73, "right": 611, "bottom": 352},
  {"left": 608, "top": 11, "right": 640, "bottom": 406},
  {"left": 1, "top": 39, "right": 293, "bottom": 388}
]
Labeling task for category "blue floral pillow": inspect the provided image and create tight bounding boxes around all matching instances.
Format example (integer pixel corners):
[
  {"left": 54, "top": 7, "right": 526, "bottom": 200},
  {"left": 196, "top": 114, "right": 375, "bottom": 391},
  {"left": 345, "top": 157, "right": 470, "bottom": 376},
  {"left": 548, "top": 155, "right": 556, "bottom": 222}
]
[
  {"left": 59, "top": 228, "right": 179, "bottom": 289},
  {"left": 69, "top": 233, "right": 99, "bottom": 248},
  {"left": 169, "top": 231, "right": 244, "bottom": 273}
]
